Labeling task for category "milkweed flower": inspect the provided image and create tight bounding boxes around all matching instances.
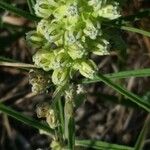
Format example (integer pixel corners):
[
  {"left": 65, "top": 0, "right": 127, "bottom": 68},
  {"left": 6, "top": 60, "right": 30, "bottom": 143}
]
[{"left": 27, "top": 0, "right": 121, "bottom": 87}]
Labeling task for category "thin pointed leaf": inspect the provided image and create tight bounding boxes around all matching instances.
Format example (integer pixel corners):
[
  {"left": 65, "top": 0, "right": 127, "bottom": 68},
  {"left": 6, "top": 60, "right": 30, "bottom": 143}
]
[
  {"left": 0, "top": 103, "right": 54, "bottom": 134},
  {"left": 93, "top": 74, "right": 150, "bottom": 112},
  {"left": 134, "top": 115, "right": 150, "bottom": 150},
  {"left": 121, "top": 26, "right": 150, "bottom": 37},
  {"left": 0, "top": 1, "right": 40, "bottom": 21},
  {"left": 27, "top": 0, "right": 35, "bottom": 14},
  {"left": 75, "top": 140, "right": 134, "bottom": 150},
  {"left": 82, "top": 68, "right": 150, "bottom": 84}
]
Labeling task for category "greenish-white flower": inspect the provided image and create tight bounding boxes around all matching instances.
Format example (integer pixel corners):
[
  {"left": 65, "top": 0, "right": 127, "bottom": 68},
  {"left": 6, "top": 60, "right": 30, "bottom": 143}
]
[
  {"left": 67, "top": 42, "right": 86, "bottom": 60},
  {"left": 98, "top": 3, "right": 120, "bottom": 20},
  {"left": 34, "top": 0, "right": 58, "bottom": 18},
  {"left": 33, "top": 50, "right": 55, "bottom": 71},
  {"left": 92, "top": 39, "right": 110, "bottom": 55},
  {"left": 46, "top": 108, "right": 58, "bottom": 129},
  {"left": 73, "top": 60, "right": 97, "bottom": 79},
  {"left": 52, "top": 68, "right": 69, "bottom": 85},
  {"left": 36, "top": 102, "right": 50, "bottom": 118},
  {"left": 83, "top": 20, "right": 101, "bottom": 39}
]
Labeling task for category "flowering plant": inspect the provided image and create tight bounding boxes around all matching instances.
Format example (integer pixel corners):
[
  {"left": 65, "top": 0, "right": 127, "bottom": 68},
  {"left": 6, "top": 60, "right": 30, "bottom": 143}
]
[{"left": 26, "top": 0, "right": 121, "bottom": 149}]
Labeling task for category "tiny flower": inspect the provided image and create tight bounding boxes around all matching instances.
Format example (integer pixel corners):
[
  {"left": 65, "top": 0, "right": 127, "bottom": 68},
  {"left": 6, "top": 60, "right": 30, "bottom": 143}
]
[
  {"left": 98, "top": 3, "right": 120, "bottom": 20},
  {"left": 26, "top": 31, "right": 46, "bottom": 49},
  {"left": 83, "top": 20, "right": 101, "bottom": 39},
  {"left": 88, "top": 0, "right": 102, "bottom": 12},
  {"left": 67, "top": 3, "right": 78, "bottom": 17},
  {"left": 36, "top": 102, "right": 50, "bottom": 118},
  {"left": 33, "top": 50, "right": 55, "bottom": 71},
  {"left": 92, "top": 39, "right": 110, "bottom": 55},
  {"left": 34, "top": 0, "right": 58, "bottom": 18},
  {"left": 67, "top": 42, "right": 86, "bottom": 60},
  {"left": 64, "top": 30, "right": 76, "bottom": 44},
  {"left": 46, "top": 108, "right": 58, "bottom": 129},
  {"left": 76, "top": 84, "right": 85, "bottom": 94},
  {"left": 37, "top": 19, "right": 63, "bottom": 43},
  {"left": 50, "top": 139, "right": 64, "bottom": 150},
  {"left": 52, "top": 68, "right": 69, "bottom": 85},
  {"left": 73, "top": 60, "right": 97, "bottom": 79}
]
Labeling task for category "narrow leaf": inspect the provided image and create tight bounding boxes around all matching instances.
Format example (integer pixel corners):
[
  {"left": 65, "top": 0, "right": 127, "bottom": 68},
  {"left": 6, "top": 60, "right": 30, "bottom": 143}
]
[
  {"left": 75, "top": 140, "right": 134, "bottom": 150},
  {"left": 134, "top": 115, "right": 150, "bottom": 150},
  {"left": 27, "top": 0, "right": 35, "bottom": 14},
  {"left": 93, "top": 74, "right": 150, "bottom": 112},
  {"left": 83, "top": 68, "right": 150, "bottom": 84},
  {"left": 0, "top": 1, "right": 40, "bottom": 21},
  {"left": 121, "top": 26, "right": 150, "bottom": 37},
  {"left": 0, "top": 103, "right": 54, "bottom": 134}
]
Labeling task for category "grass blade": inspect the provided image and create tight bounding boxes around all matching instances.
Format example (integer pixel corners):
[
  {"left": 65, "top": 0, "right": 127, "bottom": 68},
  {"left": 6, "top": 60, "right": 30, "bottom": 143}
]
[
  {"left": 27, "top": 0, "right": 35, "bottom": 14},
  {"left": 75, "top": 140, "right": 134, "bottom": 150},
  {"left": 82, "top": 68, "right": 150, "bottom": 84},
  {"left": 121, "top": 26, "right": 150, "bottom": 37},
  {"left": 0, "top": 1, "right": 40, "bottom": 21},
  {"left": 134, "top": 115, "right": 150, "bottom": 150},
  {"left": 93, "top": 74, "right": 150, "bottom": 112},
  {"left": 0, "top": 103, "right": 54, "bottom": 134}
]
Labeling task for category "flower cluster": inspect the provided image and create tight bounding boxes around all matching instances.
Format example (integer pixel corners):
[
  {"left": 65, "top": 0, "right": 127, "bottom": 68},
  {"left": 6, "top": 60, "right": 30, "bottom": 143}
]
[{"left": 27, "top": 0, "right": 120, "bottom": 87}]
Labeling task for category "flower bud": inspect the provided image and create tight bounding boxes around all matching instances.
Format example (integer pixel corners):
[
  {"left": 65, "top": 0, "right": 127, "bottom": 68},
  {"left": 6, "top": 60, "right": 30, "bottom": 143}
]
[
  {"left": 34, "top": 0, "right": 58, "bottom": 18},
  {"left": 46, "top": 108, "right": 58, "bottom": 129},
  {"left": 52, "top": 68, "right": 69, "bottom": 85},
  {"left": 33, "top": 50, "right": 55, "bottom": 71},
  {"left": 73, "top": 60, "right": 97, "bottom": 79},
  {"left": 98, "top": 3, "right": 120, "bottom": 20},
  {"left": 26, "top": 31, "right": 45, "bottom": 49},
  {"left": 36, "top": 102, "right": 50, "bottom": 118},
  {"left": 50, "top": 139, "right": 64, "bottom": 150},
  {"left": 83, "top": 20, "right": 101, "bottom": 39},
  {"left": 92, "top": 39, "right": 110, "bottom": 55},
  {"left": 67, "top": 42, "right": 86, "bottom": 60}
]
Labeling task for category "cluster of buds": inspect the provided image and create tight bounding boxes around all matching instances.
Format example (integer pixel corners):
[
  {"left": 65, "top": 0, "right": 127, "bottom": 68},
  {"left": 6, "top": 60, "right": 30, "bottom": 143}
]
[
  {"left": 27, "top": 0, "right": 120, "bottom": 87},
  {"left": 36, "top": 103, "right": 58, "bottom": 129}
]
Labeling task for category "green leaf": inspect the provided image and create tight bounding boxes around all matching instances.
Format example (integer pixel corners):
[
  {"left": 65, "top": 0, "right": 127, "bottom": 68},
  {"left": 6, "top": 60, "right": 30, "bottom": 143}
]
[
  {"left": 82, "top": 68, "right": 150, "bottom": 84},
  {"left": 0, "top": 1, "right": 40, "bottom": 21},
  {"left": 75, "top": 140, "right": 134, "bottom": 150},
  {"left": 121, "top": 26, "right": 150, "bottom": 37},
  {"left": 0, "top": 103, "right": 54, "bottom": 134},
  {"left": 134, "top": 115, "right": 150, "bottom": 150},
  {"left": 27, "top": 0, "right": 35, "bottom": 14},
  {"left": 93, "top": 74, "right": 150, "bottom": 112}
]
